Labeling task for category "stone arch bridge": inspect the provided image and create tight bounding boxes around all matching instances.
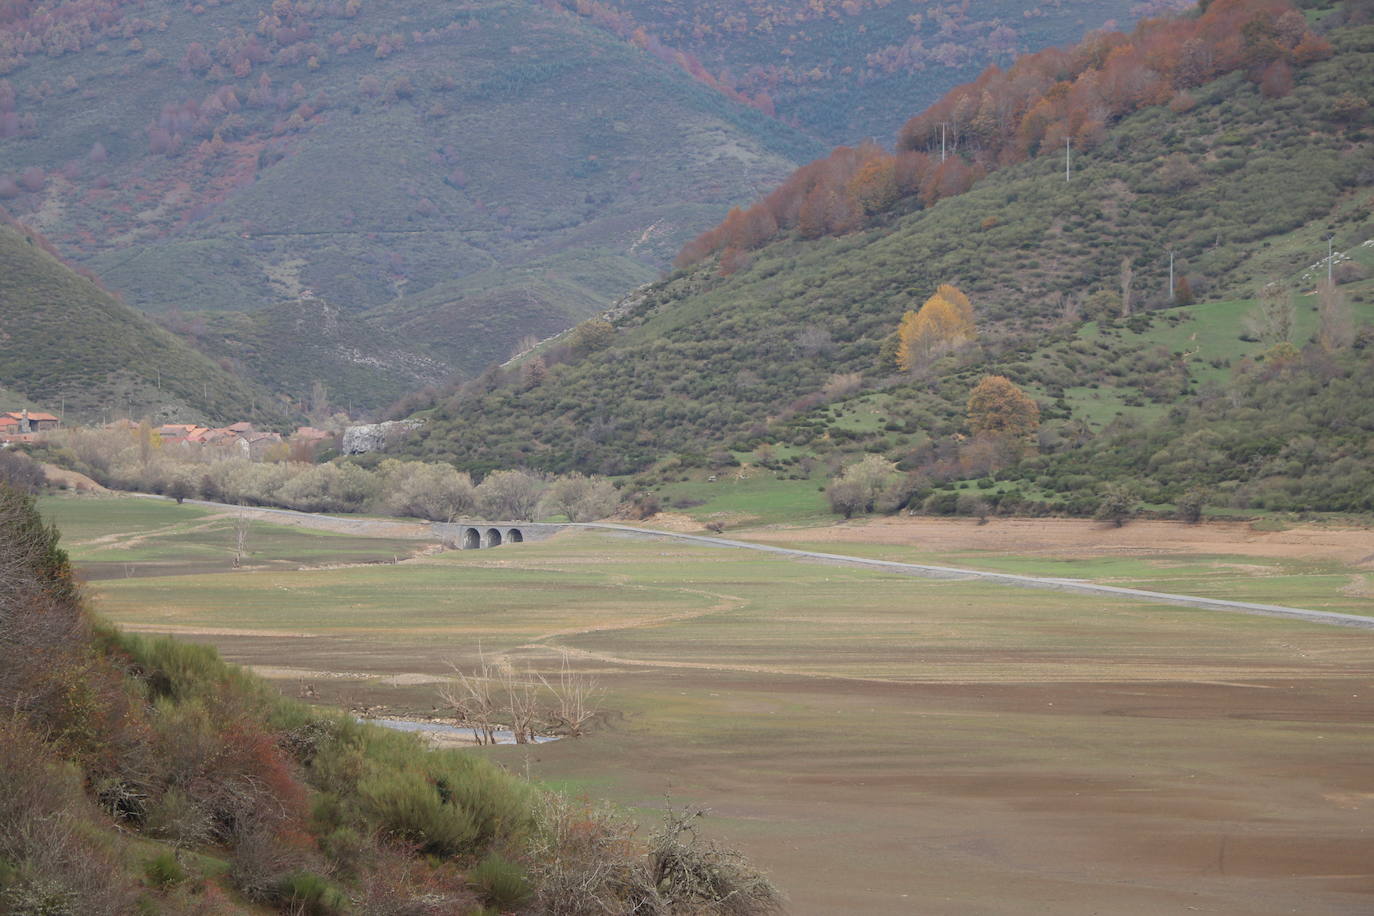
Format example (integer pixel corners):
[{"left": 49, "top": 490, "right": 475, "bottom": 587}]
[{"left": 432, "top": 522, "right": 562, "bottom": 549}]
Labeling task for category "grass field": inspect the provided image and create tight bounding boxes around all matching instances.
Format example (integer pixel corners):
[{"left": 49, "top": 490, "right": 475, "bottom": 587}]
[
  {"left": 46, "top": 495, "right": 1374, "bottom": 915},
  {"left": 43, "top": 494, "right": 424, "bottom": 579}
]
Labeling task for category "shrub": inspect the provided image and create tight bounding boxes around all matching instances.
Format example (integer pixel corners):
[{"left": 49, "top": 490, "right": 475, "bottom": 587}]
[
  {"left": 650, "top": 807, "right": 783, "bottom": 916},
  {"left": 142, "top": 787, "right": 212, "bottom": 848},
  {"left": 141, "top": 852, "right": 185, "bottom": 890},
  {"left": 278, "top": 871, "right": 348, "bottom": 916},
  {"left": 523, "top": 794, "right": 657, "bottom": 916},
  {"left": 469, "top": 853, "right": 531, "bottom": 910},
  {"left": 1095, "top": 484, "right": 1138, "bottom": 527},
  {"left": 357, "top": 769, "right": 480, "bottom": 856},
  {"left": 1176, "top": 487, "right": 1207, "bottom": 524},
  {"left": 0, "top": 450, "right": 45, "bottom": 493},
  {"left": 0, "top": 722, "right": 136, "bottom": 916}
]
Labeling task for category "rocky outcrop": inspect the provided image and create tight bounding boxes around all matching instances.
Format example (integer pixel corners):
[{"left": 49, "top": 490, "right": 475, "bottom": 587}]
[{"left": 341, "top": 419, "right": 421, "bottom": 455}]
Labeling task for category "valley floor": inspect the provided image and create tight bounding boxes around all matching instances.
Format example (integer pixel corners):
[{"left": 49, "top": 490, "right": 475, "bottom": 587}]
[{"left": 46, "top": 495, "right": 1374, "bottom": 915}]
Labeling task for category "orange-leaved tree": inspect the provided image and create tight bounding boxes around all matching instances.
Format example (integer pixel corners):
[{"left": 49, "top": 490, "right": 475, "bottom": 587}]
[
  {"left": 967, "top": 375, "right": 1040, "bottom": 441},
  {"left": 896, "top": 284, "right": 976, "bottom": 372}
]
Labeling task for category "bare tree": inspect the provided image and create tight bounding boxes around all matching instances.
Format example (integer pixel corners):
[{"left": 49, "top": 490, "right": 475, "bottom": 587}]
[
  {"left": 1059, "top": 292, "right": 1081, "bottom": 326},
  {"left": 441, "top": 650, "right": 604, "bottom": 744},
  {"left": 439, "top": 651, "right": 499, "bottom": 745},
  {"left": 502, "top": 665, "right": 540, "bottom": 745},
  {"left": 1246, "top": 281, "right": 1295, "bottom": 346},
  {"left": 794, "top": 325, "right": 834, "bottom": 357},
  {"left": 540, "top": 474, "right": 619, "bottom": 522},
  {"left": 476, "top": 469, "right": 546, "bottom": 520},
  {"left": 230, "top": 511, "right": 252, "bottom": 569},
  {"left": 537, "top": 653, "right": 603, "bottom": 737},
  {"left": 1119, "top": 257, "right": 1134, "bottom": 318},
  {"left": 1317, "top": 279, "right": 1354, "bottom": 352}
]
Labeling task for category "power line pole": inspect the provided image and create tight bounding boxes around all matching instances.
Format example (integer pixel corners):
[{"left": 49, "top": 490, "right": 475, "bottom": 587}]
[{"left": 1169, "top": 249, "right": 1175, "bottom": 302}]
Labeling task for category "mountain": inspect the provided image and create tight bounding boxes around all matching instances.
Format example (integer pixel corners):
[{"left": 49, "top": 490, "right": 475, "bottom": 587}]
[
  {"left": 381, "top": 2, "right": 1374, "bottom": 510},
  {"left": 545, "top": 0, "right": 1185, "bottom": 145},
  {"left": 0, "top": 0, "right": 820, "bottom": 398},
  {"left": 0, "top": 218, "right": 290, "bottom": 425},
  {"left": 188, "top": 298, "right": 451, "bottom": 413}
]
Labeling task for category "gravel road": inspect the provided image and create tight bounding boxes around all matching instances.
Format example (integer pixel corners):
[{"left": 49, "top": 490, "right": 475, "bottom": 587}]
[{"left": 157, "top": 497, "right": 1374, "bottom": 631}]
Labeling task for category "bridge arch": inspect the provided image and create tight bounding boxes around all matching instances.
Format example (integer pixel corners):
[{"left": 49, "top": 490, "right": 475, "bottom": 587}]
[
  {"left": 462, "top": 527, "right": 481, "bottom": 550},
  {"left": 507, "top": 528, "right": 524, "bottom": 543},
  {"left": 483, "top": 527, "right": 503, "bottom": 548}
]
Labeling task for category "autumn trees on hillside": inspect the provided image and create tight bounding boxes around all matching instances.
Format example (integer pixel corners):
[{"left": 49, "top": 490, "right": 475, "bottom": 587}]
[
  {"left": 896, "top": 284, "right": 977, "bottom": 373},
  {"left": 967, "top": 375, "right": 1040, "bottom": 443},
  {"left": 677, "top": 0, "right": 1331, "bottom": 270}
]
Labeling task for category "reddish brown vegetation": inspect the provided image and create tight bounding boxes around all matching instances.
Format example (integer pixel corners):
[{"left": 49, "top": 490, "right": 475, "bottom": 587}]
[{"left": 677, "top": 0, "right": 1331, "bottom": 269}]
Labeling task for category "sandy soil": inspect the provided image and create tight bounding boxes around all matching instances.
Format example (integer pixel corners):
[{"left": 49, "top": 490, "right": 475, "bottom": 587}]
[
  {"left": 41, "top": 463, "right": 105, "bottom": 492},
  {"left": 740, "top": 516, "right": 1374, "bottom": 566},
  {"left": 196, "top": 502, "right": 436, "bottom": 540}
]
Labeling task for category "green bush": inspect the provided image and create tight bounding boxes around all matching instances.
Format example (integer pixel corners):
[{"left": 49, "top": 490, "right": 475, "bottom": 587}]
[
  {"left": 141, "top": 852, "right": 185, "bottom": 891},
  {"left": 358, "top": 768, "right": 481, "bottom": 856},
  {"left": 278, "top": 871, "right": 348, "bottom": 916},
  {"left": 469, "top": 853, "right": 532, "bottom": 910}
]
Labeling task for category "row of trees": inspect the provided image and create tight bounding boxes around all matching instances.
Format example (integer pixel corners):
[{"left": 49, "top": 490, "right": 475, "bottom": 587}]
[
  {"left": 676, "top": 0, "right": 1332, "bottom": 269},
  {"left": 37, "top": 427, "right": 622, "bottom": 522}
]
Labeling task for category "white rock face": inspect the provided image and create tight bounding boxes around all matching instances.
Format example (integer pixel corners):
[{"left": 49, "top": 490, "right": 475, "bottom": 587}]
[{"left": 341, "top": 419, "right": 420, "bottom": 454}]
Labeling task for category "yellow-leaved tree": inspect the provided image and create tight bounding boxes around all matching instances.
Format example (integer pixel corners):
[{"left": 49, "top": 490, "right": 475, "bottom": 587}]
[{"left": 897, "top": 284, "right": 976, "bottom": 372}]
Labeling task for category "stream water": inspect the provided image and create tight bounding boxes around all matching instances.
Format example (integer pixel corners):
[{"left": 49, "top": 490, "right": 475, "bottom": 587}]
[{"left": 365, "top": 717, "right": 560, "bottom": 745}]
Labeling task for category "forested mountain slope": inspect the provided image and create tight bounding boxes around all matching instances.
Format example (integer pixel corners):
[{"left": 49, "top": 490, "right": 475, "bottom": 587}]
[
  {"left": 0, "top": 219, "right": 289, "bottom": 425},
  {"left": 386, "top": 4, "right": 1374, "bottom": 499},
  {"left": 549, "top": 0, "right": 1183, "bottom": 144},
  {"left": 0, "top": 0, "right": 818, "bottom": 384}
]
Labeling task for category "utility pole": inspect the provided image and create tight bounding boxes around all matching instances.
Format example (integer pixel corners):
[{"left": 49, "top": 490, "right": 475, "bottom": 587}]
[
  {"left": 1169, "top": 249, "right": 1175, "bottom": 302},
  {"left": 1065, "top": 137, "right": 1071, "bottom": 182}
]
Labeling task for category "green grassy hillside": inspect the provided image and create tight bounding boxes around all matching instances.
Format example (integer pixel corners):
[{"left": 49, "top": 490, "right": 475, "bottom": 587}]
[
  {"left": 388, "top": 19, "right": 1374, "bottom": 488},
  {"left": 0, "top": 0, "right": 821, "bottom": 397},
  {"left": 0, "top": 221, "right": 290, "bottom": 425},
  {"left": 191, "top": 298, "right": 451, "bottom": 413}
]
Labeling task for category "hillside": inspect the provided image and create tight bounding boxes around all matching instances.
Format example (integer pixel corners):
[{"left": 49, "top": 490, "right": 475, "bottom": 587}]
[
  {"left": 189, "top": 298, "right": 451, "bottom": 413},
  {"left": 548, "top": 0, "right": 1179, "bottom": 144},
  {"left": 385, "top": 5, "right": 1374, "bottom": 511},
  {"left": 0, "top": 219, "right": 290, "bottom": 425},
  {"left": 0, "top": 485, "right": 780, "bottom": 914},
  {"left": 0, "top": 0, "right": 820, "bottom": 393}
]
